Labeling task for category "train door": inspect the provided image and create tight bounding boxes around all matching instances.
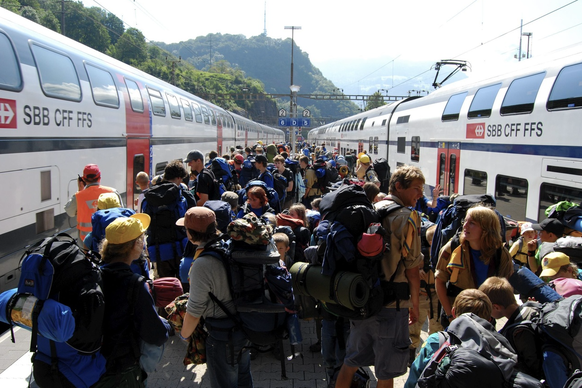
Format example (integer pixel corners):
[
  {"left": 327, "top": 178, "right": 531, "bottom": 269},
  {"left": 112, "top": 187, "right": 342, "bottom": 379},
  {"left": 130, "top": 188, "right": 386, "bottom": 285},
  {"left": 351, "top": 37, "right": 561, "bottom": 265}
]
[
  {"left": 122, "top": 77, "right": 151, "bottom": 210},
  {"left": 436, "top": 142, "right": 460, "bottom": 196}
]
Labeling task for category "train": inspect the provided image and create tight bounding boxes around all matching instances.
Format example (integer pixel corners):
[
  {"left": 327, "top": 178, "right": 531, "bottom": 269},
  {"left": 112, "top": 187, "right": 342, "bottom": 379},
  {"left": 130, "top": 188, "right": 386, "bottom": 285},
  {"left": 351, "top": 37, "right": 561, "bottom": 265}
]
[
  {"left": 0, "top": 8, "right": 284, "bottom": 292},
  {"left": 308, "top": 44, "right": 582, "bottom": 227}
]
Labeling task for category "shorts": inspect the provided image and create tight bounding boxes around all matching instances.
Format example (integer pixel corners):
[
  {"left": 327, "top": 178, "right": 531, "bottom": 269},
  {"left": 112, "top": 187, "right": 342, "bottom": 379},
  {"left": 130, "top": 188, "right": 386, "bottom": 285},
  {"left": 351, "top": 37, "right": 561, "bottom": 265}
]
[{"left": 343, "top": 307, "right": 410, "bottom": 380}]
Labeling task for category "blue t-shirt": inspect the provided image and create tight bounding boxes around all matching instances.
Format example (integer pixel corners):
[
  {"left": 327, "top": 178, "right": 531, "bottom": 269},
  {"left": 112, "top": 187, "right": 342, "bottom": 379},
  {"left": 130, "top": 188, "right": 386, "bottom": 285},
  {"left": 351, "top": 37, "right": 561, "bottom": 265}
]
[{"left": 471, "top": 248, "right": 489, "bottom": 287}]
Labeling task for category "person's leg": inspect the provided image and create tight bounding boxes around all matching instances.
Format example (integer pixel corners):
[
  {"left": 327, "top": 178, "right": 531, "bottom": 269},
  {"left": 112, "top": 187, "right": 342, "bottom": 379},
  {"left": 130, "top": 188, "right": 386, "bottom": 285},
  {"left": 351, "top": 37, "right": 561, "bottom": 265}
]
[
  {"left": 321, "top": 319, "right": 337, "bottom": 380},
  {"left": 206, "top": 334, "right": 253, "bottom": 388},
  {"left": 335, "top": 364, "right": 359, "bottom": 388}
]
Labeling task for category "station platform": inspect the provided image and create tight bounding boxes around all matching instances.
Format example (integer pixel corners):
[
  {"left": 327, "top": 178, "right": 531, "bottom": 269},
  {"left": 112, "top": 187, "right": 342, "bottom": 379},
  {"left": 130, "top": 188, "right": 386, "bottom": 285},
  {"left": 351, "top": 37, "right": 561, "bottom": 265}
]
[{"left": 0, "top": 319, "right": 419, "bottom": 388}]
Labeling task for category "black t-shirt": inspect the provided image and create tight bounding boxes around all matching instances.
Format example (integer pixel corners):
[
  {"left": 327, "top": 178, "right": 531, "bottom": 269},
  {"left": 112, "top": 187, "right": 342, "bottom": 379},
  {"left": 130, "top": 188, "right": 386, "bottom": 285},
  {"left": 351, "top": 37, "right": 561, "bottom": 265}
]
[
  {"left": 196, "top": 168, "right": 218, "bottom": 200},
  {"left": 280, "top": 168, "right": 294, "bottom": 197}
]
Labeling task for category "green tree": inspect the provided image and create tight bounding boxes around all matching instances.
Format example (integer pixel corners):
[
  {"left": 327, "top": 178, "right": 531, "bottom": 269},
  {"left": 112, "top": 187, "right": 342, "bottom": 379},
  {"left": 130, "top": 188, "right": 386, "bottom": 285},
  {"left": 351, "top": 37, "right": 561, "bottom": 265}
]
[
  {"left": 100, "top": 10, "right": 124, "bottom": 46},
  {"left": 20, "top": 5, "right": 39, "bottom": 23},
  {"left": 38, "top": 8, "right": 60, "bottom": 32},
  {"left": 0, "top": 0, "right": 21, "bottom": 13},
  {"left": 365, "top": 91, "right": 386, "bottom": 111},
  {"left": 65, "top": 4, "right": 110, "bottom": 52},
  {"left": 115, "top": 27, "right": 148, "bottom": 65}
]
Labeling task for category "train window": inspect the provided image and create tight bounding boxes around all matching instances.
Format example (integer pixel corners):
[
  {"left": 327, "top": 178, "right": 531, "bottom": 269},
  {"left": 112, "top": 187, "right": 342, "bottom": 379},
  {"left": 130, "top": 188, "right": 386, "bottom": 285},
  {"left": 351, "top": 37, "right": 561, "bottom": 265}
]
[
  {"left": 355, "top": 119, "right": 361, "bottom": 131},
  {"left": 360, "top": 117, "right": 367, "bottom": 130},
  {"left": 181, "top": 99, "right": 193, "bottom": 121},
  {"left": 381, "top": 119, "right": 386, "bottom": 126},
  {"left": 442, "top": 92, "right": 467, "bottom": 121},
  {"left": 31, "top": 44, "right": 81, "bottom": 101},
  {"left": 463, "top": 169, "right": 487, "bottom": 195},
  {"left": 369, "top": 137, "right": 373, "bottom": 153},
  {"left": 397, "top": 137, "right": 405, "bottom": 153},
  {"left": 147, "top": 87, "right": 165, "bottom": 116},
  {"left": 468, "top": 83, "right": 501, "bottom": 118},
  {"left": 449, "top": 154, "right": 457, "bottom": 193},
  {"left": 411, "top": 136, "right": 420, "bottom": 162},
  {"left": 438, "top": 153, "right": 446, "bottom": 191},
  {"left": 501, "top": 72, "right": 545, "bottom": 115},
  {"left": 166, "top": 94, "right": 181, "bottom": 119},
  {"left": 373, "top": 137, "right": 379, "bottom": 154},
  {"left": 85, "top": 63, "right": 119, "bottom": 108},
  {"left": 0, "top": 32, "right": 22, "bottom": 91},
  {"left": 191, "top": 102, "right": 203, "bottom": 123},
  {"left": 539, "top": 183, "right": 582, "bottom": 222},
  {"left": 495, "top": 175, "right": 528, "bottom": 221},
  {"left": 200, "top": 106, "right": 211, "bottom": 125},
  {"left": 547, "top": 62, "right": 582, "bottom": 110},
  {"left": 155, "top": 162, "right": 167, "bottom": 176},
  {"left": 124, "top": 79, "right": 144, "bottom": 113},
  {"left": 210, "top": 110, "right": 217, "bottom": 125},
  {"left": 396, "top": 115, "right": 409, "bottom": 124}
]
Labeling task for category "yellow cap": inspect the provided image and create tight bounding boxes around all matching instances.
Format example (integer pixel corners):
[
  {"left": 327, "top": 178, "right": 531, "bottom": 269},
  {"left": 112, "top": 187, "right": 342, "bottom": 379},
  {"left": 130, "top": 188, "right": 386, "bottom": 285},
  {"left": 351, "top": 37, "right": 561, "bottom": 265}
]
[
  {"left": 540, "top": 252, "right": 571, "bottom": 278},
  {"left": 97, "top": 193, "right": 120, "bottom": 210},
  {"left": 105, "top": 214, "right": 150, "bottom": 244},
  {"left": 359, "top": 154, "right": 371, "bottom": 164}
]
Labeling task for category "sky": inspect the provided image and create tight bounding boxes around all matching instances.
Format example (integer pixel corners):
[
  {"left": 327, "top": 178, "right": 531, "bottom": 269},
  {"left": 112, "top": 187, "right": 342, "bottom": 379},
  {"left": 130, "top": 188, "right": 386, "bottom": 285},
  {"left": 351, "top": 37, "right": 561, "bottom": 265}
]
[{"left": 82, "top": 0, "right": 582, "bottom": 96}]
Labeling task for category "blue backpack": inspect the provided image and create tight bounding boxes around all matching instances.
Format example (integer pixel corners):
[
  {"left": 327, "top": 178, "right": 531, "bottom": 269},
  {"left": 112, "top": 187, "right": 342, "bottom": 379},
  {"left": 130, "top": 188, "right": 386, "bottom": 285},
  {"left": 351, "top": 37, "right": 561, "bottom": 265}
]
[
  {"left": 240, "top": 180, "right": 281, "bottom": 214},
  {"left": 90, "top": 207, "right": 135, "bottom": 252},
  {"left": 239, "top": 159, "right": 259, "bottom": 187},
  {"left": 5, "top": 234, "right": 106, "bottom": 387},
  {"left": 211, "top": 157, "right": 236, "bottom": 191}
]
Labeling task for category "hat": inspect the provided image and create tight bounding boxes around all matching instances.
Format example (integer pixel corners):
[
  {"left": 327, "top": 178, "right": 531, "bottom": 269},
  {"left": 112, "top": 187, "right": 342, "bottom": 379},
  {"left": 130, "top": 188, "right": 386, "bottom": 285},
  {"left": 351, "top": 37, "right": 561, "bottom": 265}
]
[
  {"left": 540, "top": 252, "right": 571, "bottom": 278},
  {"left": 359, "top": 154, "right": 371, "bottom": 164},
  {"left": 105, "top": 214, "right": 150, "bottom": 244},
  {"left": 221, "top": 191, "right": 239, "bottom": 208},
  {"left": 176, "top": 207, "right": 216, "bottom": 233},
  {"left": 520, "top": 222, "right": 534, "bottom": 235},
  {"left": 255, "top": 155, "right": 267, "bottom": 164},
  {"left": 234, "top": 154, "right": 244, "bottom": 164},
  {"left": 533, "top": 218, "right": 565, "bottom": 237},
  {"left": 97, "top": 193, "right": 120, "bottom": 210},
  {"left": 228, "top": 213, "right": 272, "bottom": 245},
  {"left": 184, "top": 150, "right": 204, "bottom": 163},
  {"left": 256, "top": 146, "right": 263, "bottom": 152},
  {"left": 83, "top": 164, "right": 101, "bottom": 180}
]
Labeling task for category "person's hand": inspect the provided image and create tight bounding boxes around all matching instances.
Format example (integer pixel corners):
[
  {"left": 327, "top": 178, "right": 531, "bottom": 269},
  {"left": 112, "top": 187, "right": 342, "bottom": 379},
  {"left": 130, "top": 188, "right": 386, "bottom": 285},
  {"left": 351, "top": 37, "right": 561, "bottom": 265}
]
[
  {"left": 432, "top": 184, "right": 442, "bottom": 198},
  {"left": 409, "top": 305, "right": 420, "bottom": 325},
  {"left": 527, "top": 239, "right": 537, "bottom": 251},
  {"left": 419, "top": 269, "right": 428, "bottom": 282}
]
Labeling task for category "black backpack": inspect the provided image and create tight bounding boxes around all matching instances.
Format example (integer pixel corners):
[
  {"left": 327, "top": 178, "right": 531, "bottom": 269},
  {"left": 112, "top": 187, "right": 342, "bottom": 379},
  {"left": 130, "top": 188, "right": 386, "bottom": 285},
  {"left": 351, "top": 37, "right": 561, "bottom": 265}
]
[
  {"left": 204, "top": 235, "right": 292, "bottom": 379},
  {"left": 271, "top": 170, "right": 288, "bottom": 202},
  {"left": 142, "top": 183, "right": 189, "bottom": 262},
  {"left": 373, "top": 158, "right": 390, "bottom": 193}
]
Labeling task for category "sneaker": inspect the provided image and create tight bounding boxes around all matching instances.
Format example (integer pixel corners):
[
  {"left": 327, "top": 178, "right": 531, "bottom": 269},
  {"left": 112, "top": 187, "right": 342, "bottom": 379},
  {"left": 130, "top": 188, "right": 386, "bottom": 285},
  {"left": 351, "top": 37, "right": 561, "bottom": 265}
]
[{"left": 309, "top": 340, "right": 321, "bottom": 353}]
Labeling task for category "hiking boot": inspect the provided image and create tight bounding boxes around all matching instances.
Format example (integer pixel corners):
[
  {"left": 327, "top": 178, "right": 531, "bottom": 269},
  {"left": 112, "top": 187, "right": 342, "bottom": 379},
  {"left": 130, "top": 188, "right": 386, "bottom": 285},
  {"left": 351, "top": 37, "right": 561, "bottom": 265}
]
[{"left": 309, "top": 340, "right": 321, "bottom": 353}]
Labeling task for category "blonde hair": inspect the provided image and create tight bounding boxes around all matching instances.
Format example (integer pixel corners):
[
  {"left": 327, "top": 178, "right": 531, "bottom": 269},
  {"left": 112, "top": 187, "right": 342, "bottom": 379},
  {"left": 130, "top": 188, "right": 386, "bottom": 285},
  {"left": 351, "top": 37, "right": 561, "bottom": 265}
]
[
  {"left": 273, "top": 233, "right": 289, "bottom": 247},
  {"left": 479, "top": 277, "right": 516, "bottom": 308},
  {"left": 462, "top": 205, "right": 503, "bottom": 260},
  {"left": 452, "top": 288, "right": 492, "bottom": 320},
  {"left": 100, "top": 236, "right": 140, "bottom": 264},
  {"left": 389, "top": 165, "right": 425, "bottom": 194}
]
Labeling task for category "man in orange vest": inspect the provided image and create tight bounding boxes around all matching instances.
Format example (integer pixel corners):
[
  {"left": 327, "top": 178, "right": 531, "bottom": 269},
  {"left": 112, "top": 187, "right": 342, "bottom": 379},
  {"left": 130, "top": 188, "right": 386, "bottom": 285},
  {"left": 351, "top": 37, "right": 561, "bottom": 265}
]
[{"left": 65, "top": 164, "right": 122, "bottom": 244}]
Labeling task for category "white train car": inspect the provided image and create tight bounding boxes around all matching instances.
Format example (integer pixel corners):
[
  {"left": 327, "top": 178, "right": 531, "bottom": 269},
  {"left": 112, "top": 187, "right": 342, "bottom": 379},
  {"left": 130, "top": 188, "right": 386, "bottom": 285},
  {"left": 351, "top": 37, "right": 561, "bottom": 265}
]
[
  {"left": 0, "top": 8, "right": 283, "bottom": 291},
  {"left": 309, "top": 45, "right": 582, "bottom": 224}
]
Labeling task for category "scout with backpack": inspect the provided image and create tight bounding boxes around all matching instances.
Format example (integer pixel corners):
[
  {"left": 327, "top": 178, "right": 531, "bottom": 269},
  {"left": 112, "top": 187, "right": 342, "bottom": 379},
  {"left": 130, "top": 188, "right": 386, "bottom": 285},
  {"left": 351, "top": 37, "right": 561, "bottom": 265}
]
[
  {"left": 202, "top": 214, "right": 296, "bottom": 378},
  {"left": 415, "top": 312, "right": 542, "bottom": 388},
  {"left": 290, "top": 183, "right": 407, "bottom": 320},
  {"left": 210, "top": 157, "right": 238, "bottom": 192},
  {"left": 0, "top": 233, "right": 106, "bottom": 388}
]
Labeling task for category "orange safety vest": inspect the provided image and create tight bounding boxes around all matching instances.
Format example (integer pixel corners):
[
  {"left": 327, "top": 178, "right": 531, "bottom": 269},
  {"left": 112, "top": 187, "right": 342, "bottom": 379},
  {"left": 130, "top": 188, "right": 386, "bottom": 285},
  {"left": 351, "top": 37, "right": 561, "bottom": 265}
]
[{"left": 75, "top": 185, "right": 117, "bottom": 241}]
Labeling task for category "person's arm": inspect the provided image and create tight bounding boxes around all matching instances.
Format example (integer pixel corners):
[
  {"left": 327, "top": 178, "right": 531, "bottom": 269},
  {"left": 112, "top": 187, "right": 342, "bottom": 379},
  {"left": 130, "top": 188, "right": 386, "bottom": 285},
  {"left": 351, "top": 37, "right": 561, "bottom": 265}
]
[
  {"left": 435, "top": 277, "right": 452, "bottom": 317},
  {"left": 197, "top": 193, "right": 209, "bottom": 206},
  {"left": 429, "top": 184, "right": 441, "bottom": 208},
  {"left": 64, "top": 193, "right": 78, "bottom": 217},
  {"left": 181, "top": 312, "right": 201, "bottom": 339},
  {"left": 406, "top": 264, "right": 421, "bottom": 325}
]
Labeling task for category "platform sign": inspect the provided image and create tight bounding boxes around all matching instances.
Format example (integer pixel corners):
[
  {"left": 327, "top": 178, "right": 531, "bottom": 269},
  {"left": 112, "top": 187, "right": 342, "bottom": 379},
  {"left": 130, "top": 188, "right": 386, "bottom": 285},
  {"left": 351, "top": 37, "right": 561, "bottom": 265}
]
[
  {"left": 278, "top": 118, "right": 311, "bottom": 127},
  {"left": 278, "top": 108, "right": 287, "bottom": 117},
  {"left": 302, "top": 109, "right": 311, "bottom": 117}
]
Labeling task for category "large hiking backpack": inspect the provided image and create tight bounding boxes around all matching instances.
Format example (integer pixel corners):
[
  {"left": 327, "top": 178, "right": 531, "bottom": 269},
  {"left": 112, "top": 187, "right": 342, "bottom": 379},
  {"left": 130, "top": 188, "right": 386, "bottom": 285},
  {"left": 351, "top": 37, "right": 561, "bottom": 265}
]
[
  {"left": 416, "top": 313, "right": 529, "bottom": 388},
  {"left": 292, "top": 183, "right": 390, "bottom": 320},
  {"left": 204, "top": 215, "right": 293, "bottom": 378},
  {"left": 211, "top": 157, "right": 236, "bottom": 191},
  {"left": 373, "top": 158, "right": 390, "bottom": 193},
  {"left": 90, "top": 207, "right": 135, "bottom": 252},
  {"left": 554, "top": 236, "right": 582, "bottom": 265},
  {"left": 239, "top": 158, "right": 259, "bottom": 187},
  {"left": 502, "top": 296, "right": 582, "bottom": 387},
  {"left": 312, "top": 159, "right": 330, "bottom": 193},
  {"left": 430, "top": 194, "right": 500, "bottom": 269},
  {"left": 142, "top": 182, "right": 189, "bottom": 262},
  {"left": 268, "top": 166, "right": 288, "bottom": 202},
  {"left": 1, "top": 233, "right": 106, "bottom": 387}
]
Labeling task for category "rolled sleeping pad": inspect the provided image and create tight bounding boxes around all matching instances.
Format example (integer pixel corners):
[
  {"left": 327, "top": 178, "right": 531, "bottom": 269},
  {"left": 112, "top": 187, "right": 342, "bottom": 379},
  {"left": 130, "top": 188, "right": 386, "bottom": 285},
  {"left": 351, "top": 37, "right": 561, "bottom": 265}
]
[
  {"left": 0, "top": 288, "right": 76, "bottom": 342},
  {"left": 508, "top": 263, "right": 562, "bottom": 303},
  {"left": 289, "top": 262, "right": 369, "bottom": 310}
]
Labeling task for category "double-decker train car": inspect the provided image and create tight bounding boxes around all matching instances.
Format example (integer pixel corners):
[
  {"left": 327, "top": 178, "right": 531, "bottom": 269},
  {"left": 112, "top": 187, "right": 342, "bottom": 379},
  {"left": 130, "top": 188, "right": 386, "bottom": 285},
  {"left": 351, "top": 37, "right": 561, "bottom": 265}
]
[
  {"left": 0, "top": 8, "right": 283, "bottom": 291},
  {"left": 309, "top": 45, "right": 582, "bottom": 226}
]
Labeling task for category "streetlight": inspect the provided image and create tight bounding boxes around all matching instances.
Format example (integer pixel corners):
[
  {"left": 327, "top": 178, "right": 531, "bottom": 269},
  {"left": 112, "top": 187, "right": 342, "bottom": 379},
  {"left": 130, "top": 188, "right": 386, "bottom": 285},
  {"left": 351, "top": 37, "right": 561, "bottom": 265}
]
[
  {"left": 290, "top": 84, "right": 300, "bottom": 155},
  {"left": 285, "top": 26, "right": 301, "bottom": 154}
]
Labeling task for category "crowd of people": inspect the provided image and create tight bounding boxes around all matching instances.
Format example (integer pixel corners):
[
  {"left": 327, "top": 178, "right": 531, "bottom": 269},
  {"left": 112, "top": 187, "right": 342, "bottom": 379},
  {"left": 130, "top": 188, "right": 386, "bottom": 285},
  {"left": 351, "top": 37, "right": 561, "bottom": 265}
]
[{"left": 59, "top": 141, "right": 582, "bottom": 388}]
